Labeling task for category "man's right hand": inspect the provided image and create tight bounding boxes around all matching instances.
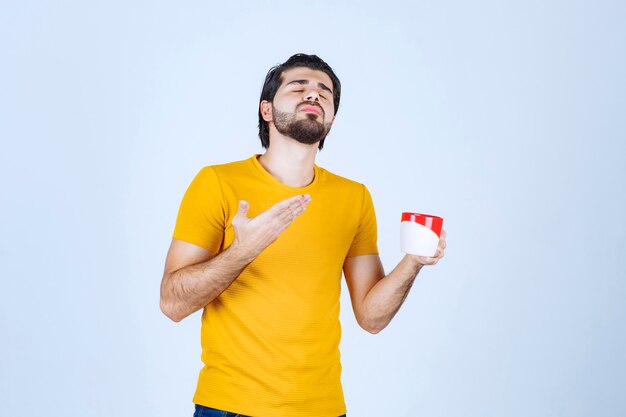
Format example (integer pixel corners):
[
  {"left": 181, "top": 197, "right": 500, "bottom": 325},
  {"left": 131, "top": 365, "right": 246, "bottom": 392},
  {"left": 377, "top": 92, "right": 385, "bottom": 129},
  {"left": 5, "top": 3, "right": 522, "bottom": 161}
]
[
  {"left": 160, "top": 194, "right": 311, "bottom": 322},
  {"left": 230, "top": 194, "right": 312, "bottom": 261}
]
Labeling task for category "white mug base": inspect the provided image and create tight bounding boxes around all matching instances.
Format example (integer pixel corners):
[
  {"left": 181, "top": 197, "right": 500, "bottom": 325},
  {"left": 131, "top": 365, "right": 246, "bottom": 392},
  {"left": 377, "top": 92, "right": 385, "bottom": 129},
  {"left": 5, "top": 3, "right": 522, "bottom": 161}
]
[{"left": 400, "top": 221, "right": 440, "bottom": 257}]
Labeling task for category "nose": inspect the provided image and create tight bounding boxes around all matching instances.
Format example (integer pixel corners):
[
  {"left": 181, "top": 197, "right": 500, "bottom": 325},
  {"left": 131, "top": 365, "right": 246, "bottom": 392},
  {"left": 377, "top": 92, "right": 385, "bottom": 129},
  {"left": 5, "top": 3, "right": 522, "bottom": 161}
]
[{"left": 304, "top": 88, "right": 320, "bottom": 102}]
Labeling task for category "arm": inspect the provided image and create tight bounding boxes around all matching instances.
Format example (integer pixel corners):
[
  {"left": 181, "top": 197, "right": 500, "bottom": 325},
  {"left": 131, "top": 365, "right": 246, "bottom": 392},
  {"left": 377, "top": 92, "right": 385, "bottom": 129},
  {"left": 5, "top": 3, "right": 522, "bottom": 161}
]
[
  {"left": 160, "top": 195, "right": 311, "bottom": 322},
  {"left": 343, "top": 230, "right": 446, "bottom": 334}
]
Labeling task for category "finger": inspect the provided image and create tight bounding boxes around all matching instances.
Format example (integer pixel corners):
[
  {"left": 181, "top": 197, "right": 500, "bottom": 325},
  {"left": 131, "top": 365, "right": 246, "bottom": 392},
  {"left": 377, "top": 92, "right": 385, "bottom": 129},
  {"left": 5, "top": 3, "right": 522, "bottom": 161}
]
[
  {"left": 235, "top": 200, "right": 249, "bottom": 220},
  {"left": 272, "top": 195, "right": 311, "bottom": 220},
  {"left": 282, "top": 205, "right": 306, "bottom": 224},
  {"left": 416, "top": 249, "right": 443, "bottom": 265},
  {"left": 417, "top": 256, "right": 436, "bottom": 265},
  {"left": 290, "top": 200, "right": 309, "bottom": 216},
  {"left": 292, "top": 194, "right": 311, "bottom": 213},
  {"left": 271, "top": 194, "right": 307, "bottom": 211}
]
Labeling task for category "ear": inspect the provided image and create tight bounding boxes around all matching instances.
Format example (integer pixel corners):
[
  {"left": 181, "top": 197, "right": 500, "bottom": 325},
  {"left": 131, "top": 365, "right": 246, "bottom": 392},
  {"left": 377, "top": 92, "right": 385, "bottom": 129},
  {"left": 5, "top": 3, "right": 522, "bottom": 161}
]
[{"left": 260, "top": 100, "right": 273, "bottom": 122}]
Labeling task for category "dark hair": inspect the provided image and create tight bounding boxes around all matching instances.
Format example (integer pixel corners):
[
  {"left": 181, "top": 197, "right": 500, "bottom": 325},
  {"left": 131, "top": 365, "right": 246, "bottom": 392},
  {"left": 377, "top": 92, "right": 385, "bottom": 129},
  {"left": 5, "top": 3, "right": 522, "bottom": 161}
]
[{"left": 258, "top": 53, "right": 341, "bottom": 150}]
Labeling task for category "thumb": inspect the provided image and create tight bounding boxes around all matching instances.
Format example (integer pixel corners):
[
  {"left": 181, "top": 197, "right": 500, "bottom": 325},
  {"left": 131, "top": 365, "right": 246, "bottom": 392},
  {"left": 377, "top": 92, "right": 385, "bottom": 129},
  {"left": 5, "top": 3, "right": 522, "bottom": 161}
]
[{"left": 235, "top": 200, "right": 250, "bottom": 219}]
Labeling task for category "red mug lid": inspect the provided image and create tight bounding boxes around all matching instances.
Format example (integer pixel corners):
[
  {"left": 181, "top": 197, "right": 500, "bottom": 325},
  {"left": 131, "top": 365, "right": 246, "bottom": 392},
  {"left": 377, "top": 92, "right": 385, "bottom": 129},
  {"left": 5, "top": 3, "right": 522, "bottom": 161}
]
[{"left": 401, "top": 212, "right": 444, "bottom": 236}]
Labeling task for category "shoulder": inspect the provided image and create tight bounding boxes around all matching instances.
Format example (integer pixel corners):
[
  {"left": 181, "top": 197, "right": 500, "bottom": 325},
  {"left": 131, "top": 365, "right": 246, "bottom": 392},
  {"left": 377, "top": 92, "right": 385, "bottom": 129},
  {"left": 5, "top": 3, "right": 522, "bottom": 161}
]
[
  {"left": 317, "top": 166, "right": 370, "bottom": 196},
  {"left": 193, "top": 156, "right": 255, "bottom": 182},
  {"left": 204, "top": 157, "right": 252, "bottom": 175}
]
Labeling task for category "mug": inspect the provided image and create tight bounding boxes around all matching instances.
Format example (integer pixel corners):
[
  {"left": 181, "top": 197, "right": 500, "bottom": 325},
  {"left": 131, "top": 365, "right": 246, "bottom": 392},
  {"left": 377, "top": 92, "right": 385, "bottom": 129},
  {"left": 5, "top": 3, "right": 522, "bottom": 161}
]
[{"left": 400, "top": 212, "right": 444, "bottom": 257}]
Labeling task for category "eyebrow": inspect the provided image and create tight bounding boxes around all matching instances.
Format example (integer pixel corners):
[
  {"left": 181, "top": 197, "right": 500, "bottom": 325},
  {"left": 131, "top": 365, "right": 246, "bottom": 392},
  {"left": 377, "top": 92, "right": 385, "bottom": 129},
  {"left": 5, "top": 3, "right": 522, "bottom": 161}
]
[{"left": 286, "top": 79, "right": 333, "bottom": 94}]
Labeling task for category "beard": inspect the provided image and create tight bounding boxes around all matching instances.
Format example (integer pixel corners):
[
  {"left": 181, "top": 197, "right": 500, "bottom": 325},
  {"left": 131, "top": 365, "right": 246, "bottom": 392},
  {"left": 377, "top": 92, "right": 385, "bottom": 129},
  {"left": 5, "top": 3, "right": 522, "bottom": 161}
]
[{"left": 272, "top": 103, "right": 332, "bottom": 146}]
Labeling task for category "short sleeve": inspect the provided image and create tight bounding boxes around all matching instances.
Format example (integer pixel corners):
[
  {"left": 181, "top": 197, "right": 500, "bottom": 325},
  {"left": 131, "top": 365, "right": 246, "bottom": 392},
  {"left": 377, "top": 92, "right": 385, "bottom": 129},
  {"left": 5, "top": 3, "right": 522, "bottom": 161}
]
[
  {"left": 172, "top": 167, "right": 225, "bottom": 253},
  {"left": 346, "top": 185, "right": 379, "bottom": 257}
]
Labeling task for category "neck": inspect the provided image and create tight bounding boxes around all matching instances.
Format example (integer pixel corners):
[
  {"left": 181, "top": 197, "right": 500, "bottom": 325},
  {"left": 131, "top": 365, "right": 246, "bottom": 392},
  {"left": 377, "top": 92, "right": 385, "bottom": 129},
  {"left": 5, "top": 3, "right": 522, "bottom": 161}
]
[{"left": 258, "top": 132, "right": 318, "bottom": 188}]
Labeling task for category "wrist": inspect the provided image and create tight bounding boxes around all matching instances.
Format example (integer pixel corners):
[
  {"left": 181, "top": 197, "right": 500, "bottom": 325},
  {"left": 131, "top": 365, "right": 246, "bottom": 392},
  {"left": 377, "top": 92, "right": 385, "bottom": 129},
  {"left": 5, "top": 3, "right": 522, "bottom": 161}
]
[
  {"left": 226, "top": 240, "right": 258, "bottom": 265},
  {"left": 404, "top": 254, "right": 425, "bottom": 271}
]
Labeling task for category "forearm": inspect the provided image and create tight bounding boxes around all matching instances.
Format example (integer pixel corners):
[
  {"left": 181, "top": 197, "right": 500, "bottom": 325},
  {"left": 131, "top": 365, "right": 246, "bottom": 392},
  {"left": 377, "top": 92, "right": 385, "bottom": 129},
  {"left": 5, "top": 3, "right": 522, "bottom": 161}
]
[
  {"left": 360, "top": 255, "right": 423, "bottom": 333},
  {"left": 160, "top": 244, "right": 255, "bottom": 322}
]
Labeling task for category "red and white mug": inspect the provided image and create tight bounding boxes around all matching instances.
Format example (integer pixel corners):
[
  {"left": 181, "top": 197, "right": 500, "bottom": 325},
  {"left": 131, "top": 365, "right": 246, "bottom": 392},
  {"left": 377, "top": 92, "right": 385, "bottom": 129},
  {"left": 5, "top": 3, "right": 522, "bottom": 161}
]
[{"left": 400, "top": 212, "right": 444, "bottom": 257}]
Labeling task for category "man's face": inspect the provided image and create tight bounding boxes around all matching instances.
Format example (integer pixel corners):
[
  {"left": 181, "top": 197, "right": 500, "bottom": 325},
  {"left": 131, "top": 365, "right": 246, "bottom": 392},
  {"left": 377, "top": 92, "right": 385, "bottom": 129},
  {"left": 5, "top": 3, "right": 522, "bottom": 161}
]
[{"left": 264, "top": 67, "right": 336, "bottom": 146}]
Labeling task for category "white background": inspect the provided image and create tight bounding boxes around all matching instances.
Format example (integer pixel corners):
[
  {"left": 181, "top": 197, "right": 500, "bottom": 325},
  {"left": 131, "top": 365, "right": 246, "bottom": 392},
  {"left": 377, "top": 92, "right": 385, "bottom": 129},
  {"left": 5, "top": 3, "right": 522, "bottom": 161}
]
[{"left": 1, "top": 1, "right": 625, "bottom": 416}]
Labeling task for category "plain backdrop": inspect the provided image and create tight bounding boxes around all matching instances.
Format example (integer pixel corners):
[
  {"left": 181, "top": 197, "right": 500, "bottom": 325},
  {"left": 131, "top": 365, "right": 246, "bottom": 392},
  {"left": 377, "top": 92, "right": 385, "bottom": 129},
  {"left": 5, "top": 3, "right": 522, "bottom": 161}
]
[{"left": 1, "top": 1, "right": 625, "bottom": 416}]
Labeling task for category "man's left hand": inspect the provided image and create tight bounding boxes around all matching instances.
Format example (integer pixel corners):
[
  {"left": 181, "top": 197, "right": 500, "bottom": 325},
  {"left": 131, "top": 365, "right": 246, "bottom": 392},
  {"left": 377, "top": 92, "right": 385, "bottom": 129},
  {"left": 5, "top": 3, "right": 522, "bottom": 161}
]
[{"left": 411, "top": 229, "right": 447, "bottom": 266}]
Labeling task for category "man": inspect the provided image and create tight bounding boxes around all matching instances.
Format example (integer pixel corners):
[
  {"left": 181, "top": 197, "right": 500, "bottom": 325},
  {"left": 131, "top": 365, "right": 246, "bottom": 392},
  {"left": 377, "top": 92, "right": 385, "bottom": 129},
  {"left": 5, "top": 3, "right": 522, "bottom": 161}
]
[{"left": 160, "top": 53, "right": 446, "bottom": 417}]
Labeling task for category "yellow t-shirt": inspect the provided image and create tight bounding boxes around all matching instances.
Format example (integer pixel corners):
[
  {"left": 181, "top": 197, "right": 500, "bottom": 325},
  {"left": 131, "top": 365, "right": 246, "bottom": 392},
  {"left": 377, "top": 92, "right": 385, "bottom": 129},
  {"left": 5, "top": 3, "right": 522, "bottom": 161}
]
[{"left": 173, "top": 155, "right": 378, "bottom": 417}]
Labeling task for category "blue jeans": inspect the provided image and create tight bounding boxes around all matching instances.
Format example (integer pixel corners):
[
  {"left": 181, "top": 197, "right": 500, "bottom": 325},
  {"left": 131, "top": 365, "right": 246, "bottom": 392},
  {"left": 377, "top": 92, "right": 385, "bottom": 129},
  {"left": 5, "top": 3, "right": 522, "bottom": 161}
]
[{"left": 194, "top": 404, "right": 346, "bottom": 417}]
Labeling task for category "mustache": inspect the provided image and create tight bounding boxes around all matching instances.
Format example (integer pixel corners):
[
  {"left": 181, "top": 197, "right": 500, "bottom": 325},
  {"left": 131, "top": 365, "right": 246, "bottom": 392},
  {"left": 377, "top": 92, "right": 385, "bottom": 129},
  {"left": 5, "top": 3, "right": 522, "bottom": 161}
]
[{"left": 297, "top": 101, "right": 324, "bottom": 114}]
